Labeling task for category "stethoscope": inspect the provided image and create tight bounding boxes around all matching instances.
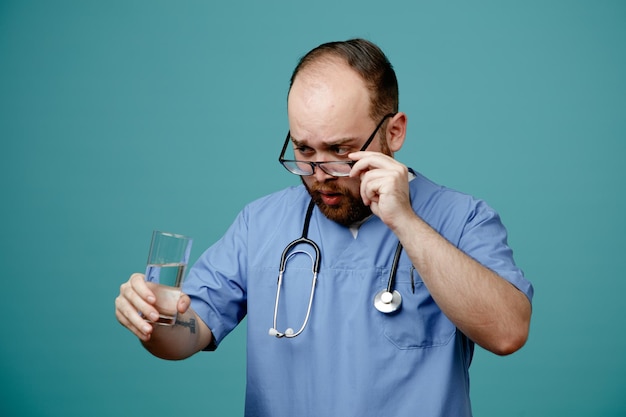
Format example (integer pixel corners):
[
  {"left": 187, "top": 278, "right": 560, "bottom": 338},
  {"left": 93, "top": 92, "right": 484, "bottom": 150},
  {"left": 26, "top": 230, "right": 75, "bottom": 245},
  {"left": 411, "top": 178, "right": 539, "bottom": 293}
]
[{"left": 269, "top": 199, "right": 403, "bottom": 338}]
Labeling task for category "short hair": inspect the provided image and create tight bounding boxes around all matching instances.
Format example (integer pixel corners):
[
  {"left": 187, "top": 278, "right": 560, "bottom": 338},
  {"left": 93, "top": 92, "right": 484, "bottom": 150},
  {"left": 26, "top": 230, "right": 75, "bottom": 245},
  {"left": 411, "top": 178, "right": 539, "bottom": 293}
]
[{"left": 289, "top": 38, "right": 399, "bottom": 123}]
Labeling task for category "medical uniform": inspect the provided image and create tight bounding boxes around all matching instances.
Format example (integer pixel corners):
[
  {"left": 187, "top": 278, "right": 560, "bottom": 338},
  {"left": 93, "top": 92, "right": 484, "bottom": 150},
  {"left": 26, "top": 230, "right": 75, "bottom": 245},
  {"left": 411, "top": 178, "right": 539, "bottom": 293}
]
[{"left": 184, "top": 170, "right": 534, "bottom": 417}]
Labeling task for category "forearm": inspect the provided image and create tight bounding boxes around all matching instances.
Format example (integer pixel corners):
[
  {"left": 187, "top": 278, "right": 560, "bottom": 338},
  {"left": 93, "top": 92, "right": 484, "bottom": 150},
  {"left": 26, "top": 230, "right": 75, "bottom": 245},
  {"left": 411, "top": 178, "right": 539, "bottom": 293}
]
[
  {"left": 394, "top": 214, "right": 531, "bottom": 355},
  {"left": 141, "top": 308, "right": 213, "bottom": 360}
]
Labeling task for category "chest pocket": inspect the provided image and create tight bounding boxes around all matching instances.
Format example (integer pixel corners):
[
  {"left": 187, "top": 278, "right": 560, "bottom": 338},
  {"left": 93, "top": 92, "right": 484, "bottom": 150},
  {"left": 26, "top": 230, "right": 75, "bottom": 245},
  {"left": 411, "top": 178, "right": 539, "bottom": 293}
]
[{"left": 374, "top": 266, "right": 456, "bottom": 349}]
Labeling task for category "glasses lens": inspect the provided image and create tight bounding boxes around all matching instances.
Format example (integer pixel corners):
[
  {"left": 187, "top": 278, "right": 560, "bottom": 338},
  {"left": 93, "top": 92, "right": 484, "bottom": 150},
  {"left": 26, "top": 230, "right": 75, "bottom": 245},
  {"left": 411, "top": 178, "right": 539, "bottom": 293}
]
[
  {"left": 319, "top": 162, "right": 352, "bottom": 177},
  {"left": 281, "top": 161, "right": 314, "bottom": 176}
]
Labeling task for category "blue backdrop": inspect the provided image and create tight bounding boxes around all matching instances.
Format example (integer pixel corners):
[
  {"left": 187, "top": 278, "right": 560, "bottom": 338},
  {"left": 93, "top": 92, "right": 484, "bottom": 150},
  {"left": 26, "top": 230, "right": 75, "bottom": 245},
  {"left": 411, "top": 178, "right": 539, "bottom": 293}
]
[{"left": 1, "top": 1, "right": 625, "bottom": 416}]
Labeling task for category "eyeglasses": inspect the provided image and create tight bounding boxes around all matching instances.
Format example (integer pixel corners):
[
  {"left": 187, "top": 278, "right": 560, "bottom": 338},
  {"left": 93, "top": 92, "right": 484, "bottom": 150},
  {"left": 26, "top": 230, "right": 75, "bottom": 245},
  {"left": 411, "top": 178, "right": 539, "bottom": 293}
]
[{"left": 278, "top": 113, "right": 396, "bottom": 177}]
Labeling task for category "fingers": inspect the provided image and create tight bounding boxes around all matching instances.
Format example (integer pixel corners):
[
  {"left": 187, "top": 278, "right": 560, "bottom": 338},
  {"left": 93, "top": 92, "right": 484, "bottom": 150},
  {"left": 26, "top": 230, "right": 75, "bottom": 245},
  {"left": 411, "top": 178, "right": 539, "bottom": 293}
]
[
  {"left": 115, "top": 273, "right": 157, "bottom": 342},
  {"left": 349, "top": 150, "right": 404, "bottom": 171},
  {"left": 359, "top": 174, "right": 389, "bottom": 206},
  {"left": 349, "top": 151, "right": 393, "bottom": 176},
  {"left": 115, "top": 274, "right": 194, "bottom": 342},
  {"left": 350, "top": 152, "right": 407, "bottom": 196},
  {"left": 348, "top": 151, "right": 411, "bottom": 226}
]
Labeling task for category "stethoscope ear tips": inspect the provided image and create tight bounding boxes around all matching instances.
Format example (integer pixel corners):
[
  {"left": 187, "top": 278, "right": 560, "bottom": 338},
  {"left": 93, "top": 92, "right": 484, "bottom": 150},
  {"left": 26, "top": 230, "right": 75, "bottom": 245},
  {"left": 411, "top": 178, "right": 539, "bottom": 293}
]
[
  {"left": 374, "top": 289, "right": 402, "bottom": 314},
  {"left": 268, "top": 327, "right": 295, "bottom": 338}
]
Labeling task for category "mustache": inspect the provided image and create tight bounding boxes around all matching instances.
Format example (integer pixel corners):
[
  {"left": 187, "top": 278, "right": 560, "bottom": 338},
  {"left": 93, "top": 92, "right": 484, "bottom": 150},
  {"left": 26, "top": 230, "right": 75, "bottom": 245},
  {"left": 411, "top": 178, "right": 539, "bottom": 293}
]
[
  {"left": 299, "top": 177, "right": 371, "bottom": 226},
  {"left": 301, "top": 178, "right": 349, "bottom": 194}
]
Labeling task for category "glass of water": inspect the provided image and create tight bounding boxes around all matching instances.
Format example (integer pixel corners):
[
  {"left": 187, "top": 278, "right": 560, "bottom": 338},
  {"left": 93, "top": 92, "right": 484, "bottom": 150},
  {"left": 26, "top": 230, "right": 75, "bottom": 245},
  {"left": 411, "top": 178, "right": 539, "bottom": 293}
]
[{"left": 144, "top": 230, "right": 193, "bottom": 326}]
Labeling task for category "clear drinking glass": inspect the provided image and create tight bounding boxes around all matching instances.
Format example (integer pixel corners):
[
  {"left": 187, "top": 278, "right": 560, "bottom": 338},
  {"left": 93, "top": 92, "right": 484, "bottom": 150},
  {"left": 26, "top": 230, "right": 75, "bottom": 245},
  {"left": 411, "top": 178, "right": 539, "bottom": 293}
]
[{"left": 144, "top": 230, "right": 193, "bottom": 326}]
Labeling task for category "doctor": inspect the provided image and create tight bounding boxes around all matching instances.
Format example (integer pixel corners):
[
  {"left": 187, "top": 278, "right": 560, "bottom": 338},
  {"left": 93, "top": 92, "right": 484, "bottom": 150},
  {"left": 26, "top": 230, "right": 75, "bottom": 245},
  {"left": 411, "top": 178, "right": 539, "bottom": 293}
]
[{"left": 116, "top": 38, "right": 533, "bottom": 416}]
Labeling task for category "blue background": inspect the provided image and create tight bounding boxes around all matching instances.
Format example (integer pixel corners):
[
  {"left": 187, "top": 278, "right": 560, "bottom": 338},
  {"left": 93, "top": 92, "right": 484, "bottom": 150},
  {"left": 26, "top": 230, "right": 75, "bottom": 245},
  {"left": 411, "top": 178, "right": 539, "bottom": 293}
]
[{"left": 1, "top": 1, "right": 624, "bottom": 415}]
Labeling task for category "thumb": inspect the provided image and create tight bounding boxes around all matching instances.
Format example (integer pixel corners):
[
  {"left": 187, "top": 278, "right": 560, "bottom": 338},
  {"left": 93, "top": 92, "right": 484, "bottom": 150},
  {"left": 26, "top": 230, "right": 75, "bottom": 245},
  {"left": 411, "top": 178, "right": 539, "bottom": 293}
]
[{"left": 177, "top": 293, "right": 191, "bottom": 314}]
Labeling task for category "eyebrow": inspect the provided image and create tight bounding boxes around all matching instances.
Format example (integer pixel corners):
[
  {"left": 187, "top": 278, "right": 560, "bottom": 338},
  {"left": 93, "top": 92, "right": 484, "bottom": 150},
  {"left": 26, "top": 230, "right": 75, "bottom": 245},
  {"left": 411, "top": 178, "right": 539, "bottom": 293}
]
[{"left": 289, "top": 135, "right": 358, "bottom": 149}]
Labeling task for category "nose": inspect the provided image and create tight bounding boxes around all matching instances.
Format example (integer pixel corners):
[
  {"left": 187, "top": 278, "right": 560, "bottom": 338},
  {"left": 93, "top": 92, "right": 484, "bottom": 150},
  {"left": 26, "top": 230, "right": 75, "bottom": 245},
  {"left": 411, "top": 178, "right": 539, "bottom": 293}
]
[{"left": 312, "top": 162, "right": 333, "bottom": 182}]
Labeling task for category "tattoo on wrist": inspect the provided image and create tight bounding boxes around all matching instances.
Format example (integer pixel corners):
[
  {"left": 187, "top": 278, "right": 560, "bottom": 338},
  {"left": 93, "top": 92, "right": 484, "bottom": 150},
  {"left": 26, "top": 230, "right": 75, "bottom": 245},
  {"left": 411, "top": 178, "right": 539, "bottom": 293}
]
[{"left": 175, "top": 317, "right": 196, "bottom": 334}]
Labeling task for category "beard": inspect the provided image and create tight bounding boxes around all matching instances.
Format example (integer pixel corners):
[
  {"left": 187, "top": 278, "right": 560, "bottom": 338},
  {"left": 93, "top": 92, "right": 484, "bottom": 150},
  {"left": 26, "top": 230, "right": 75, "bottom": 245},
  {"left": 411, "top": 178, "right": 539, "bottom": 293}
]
[
  {"left": 300, "top": 133, "right": 392, "bottom": 227},
  {"left": 302, "top": 179, "right": 372, "bottom": 227}
]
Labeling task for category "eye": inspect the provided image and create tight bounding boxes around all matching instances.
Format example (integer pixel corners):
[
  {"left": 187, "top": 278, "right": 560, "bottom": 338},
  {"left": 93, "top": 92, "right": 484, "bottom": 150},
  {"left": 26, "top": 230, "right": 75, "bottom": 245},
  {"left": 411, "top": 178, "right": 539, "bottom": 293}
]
[
  {"left": 332, "top": 145, "right": 351, "bottom": 157},
  {"left": 295, "top": 145, "right": 314, "bottom": 157}
]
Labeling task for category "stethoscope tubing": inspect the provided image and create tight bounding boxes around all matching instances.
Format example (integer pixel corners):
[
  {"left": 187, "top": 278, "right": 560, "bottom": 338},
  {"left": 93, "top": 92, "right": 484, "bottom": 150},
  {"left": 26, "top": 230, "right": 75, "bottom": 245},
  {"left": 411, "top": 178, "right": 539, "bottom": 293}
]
[
  {"left": 387, "top": 242, "right": 403, "bottom": 293},
  {"left": 270, "top": 200, "right": 321, "bottom": 338},
  {"left": 278, "top": 236, "right": 321, "bottom": 274},
  {"left": 270, "top": 199, "right": 404, "bottom": 338},
  {"left": 272, "top": 248, "right": 319, "bottom": 338}
]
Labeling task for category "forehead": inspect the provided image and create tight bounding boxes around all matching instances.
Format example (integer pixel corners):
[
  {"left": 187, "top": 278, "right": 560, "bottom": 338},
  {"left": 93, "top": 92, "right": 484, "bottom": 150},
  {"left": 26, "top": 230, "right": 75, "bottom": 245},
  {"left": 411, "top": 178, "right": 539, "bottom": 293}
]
[{"left": 287, "top": 59, "right": 372, "bottom": 141}]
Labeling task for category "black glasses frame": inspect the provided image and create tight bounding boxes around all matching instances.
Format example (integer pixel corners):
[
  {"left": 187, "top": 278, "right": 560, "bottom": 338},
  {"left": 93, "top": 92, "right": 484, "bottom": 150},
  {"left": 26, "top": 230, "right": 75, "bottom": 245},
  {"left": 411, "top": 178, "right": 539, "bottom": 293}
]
[{"left": 278, "top": 113, "right": 396, "bottom": 177}]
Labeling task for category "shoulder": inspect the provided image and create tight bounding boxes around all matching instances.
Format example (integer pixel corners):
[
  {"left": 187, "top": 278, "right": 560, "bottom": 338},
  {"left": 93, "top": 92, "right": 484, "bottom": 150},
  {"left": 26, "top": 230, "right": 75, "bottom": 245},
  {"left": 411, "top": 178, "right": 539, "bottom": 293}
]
[
  {"left": 409, "top": 170, "right": 502, "bottom": 238},
  {"left": 410, "top": 170, "right": 488, "bottom": 216}
]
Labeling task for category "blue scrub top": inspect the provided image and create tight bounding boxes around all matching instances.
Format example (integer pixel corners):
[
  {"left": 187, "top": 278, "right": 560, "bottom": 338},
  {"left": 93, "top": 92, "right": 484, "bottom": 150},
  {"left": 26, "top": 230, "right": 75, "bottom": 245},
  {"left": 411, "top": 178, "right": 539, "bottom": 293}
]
[{"left": 184, "top": 170, "right": 534, "bottom": 417}]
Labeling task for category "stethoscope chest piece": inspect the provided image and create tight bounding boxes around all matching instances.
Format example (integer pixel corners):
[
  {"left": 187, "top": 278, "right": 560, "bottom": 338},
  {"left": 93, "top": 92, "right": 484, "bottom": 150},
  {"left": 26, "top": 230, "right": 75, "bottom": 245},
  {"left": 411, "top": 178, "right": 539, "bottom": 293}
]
[{"left": 374, "top": 289, "right": 402, "bottom": 314}]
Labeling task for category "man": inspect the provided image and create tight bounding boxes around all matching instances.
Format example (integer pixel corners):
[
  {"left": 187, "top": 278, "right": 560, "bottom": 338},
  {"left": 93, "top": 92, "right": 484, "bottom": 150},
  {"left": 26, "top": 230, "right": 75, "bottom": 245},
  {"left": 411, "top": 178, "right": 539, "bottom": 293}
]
[{"left": 116, "top": 38, "right": 533, "bottom": 416}]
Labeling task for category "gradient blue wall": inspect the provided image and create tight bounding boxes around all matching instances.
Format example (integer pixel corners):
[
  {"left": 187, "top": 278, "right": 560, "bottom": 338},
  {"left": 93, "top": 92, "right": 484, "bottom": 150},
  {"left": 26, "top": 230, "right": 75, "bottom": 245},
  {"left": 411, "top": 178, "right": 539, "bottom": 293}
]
[{"left": 1, "top": 1, "right": 624, "bottom": 416}]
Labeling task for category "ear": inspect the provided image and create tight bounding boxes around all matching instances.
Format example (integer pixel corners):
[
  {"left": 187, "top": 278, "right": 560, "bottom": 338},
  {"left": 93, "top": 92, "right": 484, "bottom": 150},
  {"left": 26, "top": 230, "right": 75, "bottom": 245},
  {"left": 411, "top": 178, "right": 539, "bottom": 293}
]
[{"left": 385, "top": 112, "right": 407, "bottom": 153}]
